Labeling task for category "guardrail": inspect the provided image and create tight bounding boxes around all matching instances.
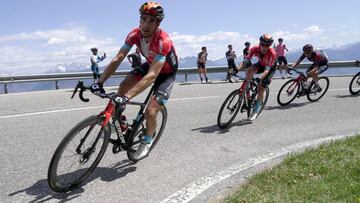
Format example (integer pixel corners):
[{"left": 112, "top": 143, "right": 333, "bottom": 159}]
[{"left": 1, "top": 60, "right": 359, "bottom": 94}]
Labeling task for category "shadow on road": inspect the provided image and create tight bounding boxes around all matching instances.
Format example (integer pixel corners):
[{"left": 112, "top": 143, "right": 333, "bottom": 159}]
[
  {"left": 265, "top": 102, "right": 310, "bottom": 111},
  {"left": 8, "top": 160, "right": 136, "bottom": 203},
  {"left": 191, "top": 119, "right": 252, "bottom": 135},
  {"left": 333, "top": 94, "right": 360, "bottom": 98}
]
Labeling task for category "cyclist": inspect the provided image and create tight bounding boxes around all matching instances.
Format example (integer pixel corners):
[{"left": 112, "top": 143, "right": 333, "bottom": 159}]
[
  {"left": 225, "top": 45, "right": 238, "bottom": 83},
  {"left": 197, "top": 47, "right": 210, "bottom": 83},
  {"left": 275, "top": 38, "right": 289, "bottom": 79},
  {"left": 127, "top": 47, "right": 142, "bottom": 69},
  {"left": 90, "top": 47, "right": 106, "bottom": 82},
  {"left": 90, "top": 2, "right": 178, "bottom": 159},
  {"left": 290, "top": 44, "right": 328, "bottom": 92},
  {"left": 242, "top": 34, "right": 276, "bottom": 120}
]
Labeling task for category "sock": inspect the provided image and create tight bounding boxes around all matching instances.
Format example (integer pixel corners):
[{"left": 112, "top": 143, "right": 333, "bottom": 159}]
[{"left": 143, "top": 135, "right": 153, "bottom": 144}]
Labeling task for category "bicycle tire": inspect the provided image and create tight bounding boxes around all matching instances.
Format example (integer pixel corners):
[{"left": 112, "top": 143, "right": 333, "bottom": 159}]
[
  {"left": 48, "top": 115, "right": 110, "bottom": 192},
  {"left": 349, "top": 72, "right": 360, "bottom": 95},
  {"left": 307, "top": 77, "right": 329, "bottom": 102},
  {"left": 217, "top": 89, "right": 242, "bottom": 129},
  {"left": 127, "top": 107, "right": 167, "bottom": 162},
  {"left": 277, "top": 79, "right": 300, "bottom": 106}
]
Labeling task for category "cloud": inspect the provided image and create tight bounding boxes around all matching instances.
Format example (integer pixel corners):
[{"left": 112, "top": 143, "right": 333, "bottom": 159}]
[{"left": 0, "top": 25, "right": 119, "bottom": 74}]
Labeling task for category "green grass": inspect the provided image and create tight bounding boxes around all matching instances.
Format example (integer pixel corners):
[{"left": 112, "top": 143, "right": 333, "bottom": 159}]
[{"left": 224, "top": 136, "right": 360, "bottom": 203}]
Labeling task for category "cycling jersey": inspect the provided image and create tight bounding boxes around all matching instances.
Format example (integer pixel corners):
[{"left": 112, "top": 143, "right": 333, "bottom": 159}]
[
  {"left": 246, "top": 45, "right": 276, "bottom": 67},
  {"left": 299, "top": 50, "right": 328, "bottom": 66},
  {"left": 122, "top": 28, "right": 178, "bottom": 74}
]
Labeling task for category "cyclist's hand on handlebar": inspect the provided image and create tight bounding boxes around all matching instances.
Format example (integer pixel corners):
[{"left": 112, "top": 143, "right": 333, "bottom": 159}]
[
  {"left": 114, "top": 95, "right": 129, "bottom": 105},
  {"left": 90, "top": 82, "right": 105, "bottom": 95}
]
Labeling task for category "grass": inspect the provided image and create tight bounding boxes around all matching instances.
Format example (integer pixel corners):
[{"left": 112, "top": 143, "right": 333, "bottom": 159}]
[{"left": 224, "top": 135, "right": 360, "bottom": 203}]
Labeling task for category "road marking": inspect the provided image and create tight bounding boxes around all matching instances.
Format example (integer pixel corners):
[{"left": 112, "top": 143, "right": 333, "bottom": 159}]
[
  {"left": 0, "top": 96, "right": 221, "bottom": 119},
  {"left": 160, "top": 133, "right": 359, "bottom": 203},
  {"left": 0, "top": 87, "right": 350, "bottom": 119}
]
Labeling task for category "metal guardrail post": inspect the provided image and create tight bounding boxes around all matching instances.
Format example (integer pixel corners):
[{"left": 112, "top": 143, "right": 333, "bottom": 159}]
[
  {"left": 185, "top": 73, "right": 188, "bottom": 82},
  {"left": 4, "top": 83, "right": 8, "bottom": 94},
  {"left": 55, "top": 80, "right": 59, "bottom": 90}
]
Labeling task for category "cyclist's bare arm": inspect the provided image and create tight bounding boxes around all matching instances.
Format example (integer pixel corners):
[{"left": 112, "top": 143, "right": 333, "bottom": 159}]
[
  {"left": 291, "top": 59, "right": 302, "bottom": 68},
  {"left": 125, "top": 59, "right": 164, "bottom": 100},
  {"left": 98, "top": 49, "right": 128, "bottom": 84}
]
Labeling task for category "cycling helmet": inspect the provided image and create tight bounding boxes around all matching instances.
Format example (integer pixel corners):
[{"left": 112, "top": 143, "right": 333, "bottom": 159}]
[
  {"left": 245, "top": 41, "right": 250, "bottom": 46},
  {"left": 303, "top": 44, "right": 313, "bottom": 52},
  {"left": 259, "top": 34, "right": 274, "bottom": 45},
  {"left": 139, "top": 2, "right": 164, "bottom": 21},
  {"left": 90, "top": 47, "right": 98, "bottom": 52}
]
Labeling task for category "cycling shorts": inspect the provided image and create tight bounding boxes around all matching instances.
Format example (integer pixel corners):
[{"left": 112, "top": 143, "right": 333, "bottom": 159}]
[{"left": 129, "top": 62, "right": 176, "bottom": 105}]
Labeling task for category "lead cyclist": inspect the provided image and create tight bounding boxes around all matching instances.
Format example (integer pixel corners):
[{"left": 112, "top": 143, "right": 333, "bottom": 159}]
[
  {"left": 242, "top": 34, "right": 277, "bottom": 120},
  {"left": 90, "top": 1, "right": 179, "bottom": 159}
]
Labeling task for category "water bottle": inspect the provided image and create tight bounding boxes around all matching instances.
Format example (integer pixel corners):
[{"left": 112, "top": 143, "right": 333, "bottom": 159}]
[{"left": 119, "top": 115, "right": 128, "bottom": 132}]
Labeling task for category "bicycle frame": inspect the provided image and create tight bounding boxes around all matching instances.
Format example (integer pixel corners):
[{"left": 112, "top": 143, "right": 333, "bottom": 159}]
[{"left": 72, "top": 81, "right": 157, "bottom": 151}]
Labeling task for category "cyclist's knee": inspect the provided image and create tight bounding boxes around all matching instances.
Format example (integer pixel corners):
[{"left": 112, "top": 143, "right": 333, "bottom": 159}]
[{"left": 145, "top": 101, "right": 161, "bottom": 119}]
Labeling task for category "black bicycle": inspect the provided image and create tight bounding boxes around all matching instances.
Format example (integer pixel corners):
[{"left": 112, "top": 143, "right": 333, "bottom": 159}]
[
  {"left": 217, "top": 78, "right": 269, "bottom": 129},
  {"left": 48, "top": 81, "right": 167, "bottom": 192},
  {"left": 277, "top": 68, "right": 330, "bottom": 106},
  {"left": 349, "top": 71, "right": 360, "bottom": 95}
]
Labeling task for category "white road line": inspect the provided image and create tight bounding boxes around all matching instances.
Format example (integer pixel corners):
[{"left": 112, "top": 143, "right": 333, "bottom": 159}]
[
  {"left": 0, "top": 96, "right": 221, "bottom": 119},
  {"left": 0, "top": 87, "right": 350, "bottom": 119},
  {"left": 160, "top": 133, "right": 359, "bottom": 203}
]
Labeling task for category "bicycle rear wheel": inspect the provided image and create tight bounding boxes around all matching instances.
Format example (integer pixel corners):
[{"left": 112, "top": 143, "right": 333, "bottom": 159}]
[
  {"left": 48, "top": 115, "right": 110, "bottom": 192},
  {"left": 307, "top": 77, "right": 329, "bottom": 102},
  {"left": 277, "top": 79, "right": 300, "bottom": 106},
  {"left": 217, "top": 89, "right": 242, "bottom": 129},
  {"left": 127, "top": 107, "right": 167, "bottom": 162},
  {"left": 349, "top": 72, "right": 360, "bottom": 95}
]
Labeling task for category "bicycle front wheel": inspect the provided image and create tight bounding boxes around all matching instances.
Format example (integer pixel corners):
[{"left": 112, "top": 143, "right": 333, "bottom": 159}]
[
  {"left": 48, "top": 115, "right": 110, "bottom": 193},
  {"left": 217, "top": 89, "right": 242, "bottom": 129},
  {"left": 127, "top": 107, "right": 167, "bottom": 162},
  {"left": 307, "top": 77, "right": 329, "bottom": 102},
  {"left": 277, "top": 79, "right": 300, "bottom": 106},
  {"left": 349, "top": 72, "right": 360, "bottom": 95}
]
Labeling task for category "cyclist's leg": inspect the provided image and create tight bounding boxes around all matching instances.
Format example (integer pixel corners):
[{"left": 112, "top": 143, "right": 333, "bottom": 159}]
[
  {"left": 306, "top": 64, "right": 319, "bottom": 83},
  {"left": 117, "top": 63, "right": 149, "bottom": 95},
  {"left": 145, "top": 73, "right": 175, "bottom": 140}
]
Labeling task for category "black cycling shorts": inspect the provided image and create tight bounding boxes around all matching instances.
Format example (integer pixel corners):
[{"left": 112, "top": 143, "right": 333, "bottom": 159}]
[
  {"left": 129, "top": 62, "right": 176, "bottom": 105},
  {"left": 277, "top": 56, "right": 288, "bottom": 65},
  {"left": 306, "top": 60, "right": 329, "bottom": 74},
  {"left": 252, "top": 62, "right": 275, "bottom": 88}
]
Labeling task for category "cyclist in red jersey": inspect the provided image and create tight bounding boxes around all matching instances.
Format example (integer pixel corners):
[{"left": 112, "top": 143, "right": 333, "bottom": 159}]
[
  {"left": 90, "top": 2, "right": 178, "bottom": 159},
  {"left": 290, "top": 44, "right": 329, "bottom": 92},
  {"left": 242, "top": 34, "right": 276, "bottom": 120}
]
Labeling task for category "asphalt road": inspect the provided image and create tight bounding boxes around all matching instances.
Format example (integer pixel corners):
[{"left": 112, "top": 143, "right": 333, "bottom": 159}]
[{"left": 0, "top": 76, "right": 359, "bottom": 203}]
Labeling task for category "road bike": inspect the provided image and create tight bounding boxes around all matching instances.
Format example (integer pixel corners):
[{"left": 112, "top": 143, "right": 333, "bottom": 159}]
[
  {"left": 277, "top": 67, "right": 329, "bottom": 106},
  {"left": 217, "top": 78, "right": 269, "bottom": 129},
  {"left": 349, "top": 71, "right": 360, "bottom": 95},
  {"left": 48, "top": 81, "right": 167, "bottom": 192}
]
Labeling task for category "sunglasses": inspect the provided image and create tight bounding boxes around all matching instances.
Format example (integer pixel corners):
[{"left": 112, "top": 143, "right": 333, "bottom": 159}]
[{"left": 260, "top": 43, "right": 271, "bottom": 48}]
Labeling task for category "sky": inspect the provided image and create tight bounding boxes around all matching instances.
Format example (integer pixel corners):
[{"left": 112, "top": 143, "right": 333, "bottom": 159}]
[{"left": 1, "top": 0, "right": 360, "bottom": 75}]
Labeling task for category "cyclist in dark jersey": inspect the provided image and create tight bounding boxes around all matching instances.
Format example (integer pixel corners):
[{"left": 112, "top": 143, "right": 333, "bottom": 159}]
[
  {"left": 89, "top": 2, "right": 178, "bottom": 159},
  {"left": 225, "top": 45, "right": 238, "bottom": 82},
  {"left": 127, "top": 47, "right": 142, "bottom": 68},
  {"left": 243, "top": 34, "right": 276, "bottom": 120},
  {"left": 290, "top": 44, "right": 329, "bottom": 91}
]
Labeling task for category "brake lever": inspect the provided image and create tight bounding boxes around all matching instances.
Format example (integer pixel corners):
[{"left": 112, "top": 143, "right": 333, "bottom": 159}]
[{"left": 71, "top": 81, "right": 90, "bottom": 102}]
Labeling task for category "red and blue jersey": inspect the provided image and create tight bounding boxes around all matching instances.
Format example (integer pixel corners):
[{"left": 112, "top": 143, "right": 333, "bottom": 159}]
[
  {"left": 122, "top": 28, "right": 178, "bottom": 74},
  {"left": 246, "top": 45, "right": 276, "bottom": 67}
]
